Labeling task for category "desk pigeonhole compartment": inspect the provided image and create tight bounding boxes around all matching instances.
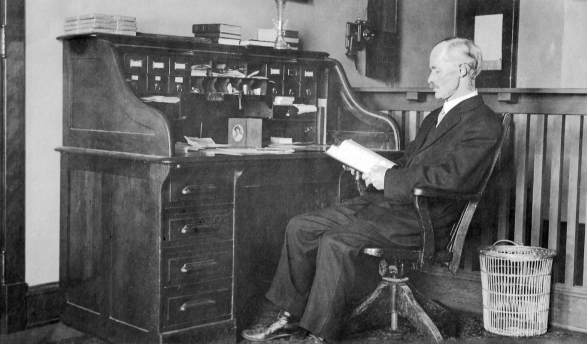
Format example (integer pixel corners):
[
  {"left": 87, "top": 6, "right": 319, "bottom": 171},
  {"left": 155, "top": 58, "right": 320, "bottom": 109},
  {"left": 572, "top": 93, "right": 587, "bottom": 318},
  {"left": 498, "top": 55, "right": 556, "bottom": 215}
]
[
  {"left": 170, "top": 75, "right": 188, "bottom": 93},
  {"left": 125, "top": 74, "right": 146, "bottom": 93},
  {"left": 267, "top": 63, "right": 284, "bottom": 96},
  {"left": 147, "top": 74, "right": 169, "bottom": 92},
  {"left": 170, "top": 57, "right": 191, "bottom": 76},
  {"left": 123, "top": 54, "right": 147, "bottom": 74},
  {"left": 300, "top": 66, "right": 317, "bottom": 98},
  {"left": 148, "top": 55, "right": 169, "bottom": 75}
]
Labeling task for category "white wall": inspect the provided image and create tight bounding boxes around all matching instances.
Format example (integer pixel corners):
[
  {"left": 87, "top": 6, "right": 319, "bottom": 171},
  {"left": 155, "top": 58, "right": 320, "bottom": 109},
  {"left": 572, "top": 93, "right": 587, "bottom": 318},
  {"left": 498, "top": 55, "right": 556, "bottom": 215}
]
[
  {"left": 25, "top": 0, "right": 455, "bottom": 286},
  {"left": 517, "top": 0, "right": 587, "bottom": 88}
]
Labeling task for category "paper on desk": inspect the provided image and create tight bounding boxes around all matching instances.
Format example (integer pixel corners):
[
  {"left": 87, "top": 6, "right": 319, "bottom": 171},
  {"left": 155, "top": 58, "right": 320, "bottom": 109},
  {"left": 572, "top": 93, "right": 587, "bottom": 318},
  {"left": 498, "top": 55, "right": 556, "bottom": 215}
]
[
  {"left": 175, "top": 142, "right": 201, "bottom": 154},
  {"left": 270, "top": 137, "right": 293, "bottom": 144},
  {"left": 207, "top": 148, "right": 295, "bottom": 156},
  {"left": 140, "top": 95, "right": 180, "bottom": 103},
  {"left": 184, "top": 136, "right": 230, "bottom": 150},
  {"left": 292, "top": 104, "right": 318, "bottom": 114}
]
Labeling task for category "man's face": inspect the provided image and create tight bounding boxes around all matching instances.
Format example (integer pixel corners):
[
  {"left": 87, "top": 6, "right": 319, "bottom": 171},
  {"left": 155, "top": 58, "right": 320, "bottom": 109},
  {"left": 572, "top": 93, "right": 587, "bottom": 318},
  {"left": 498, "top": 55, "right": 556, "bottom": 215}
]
[{"left": 428, "top": 43, "right": 460, "bottom": 100}]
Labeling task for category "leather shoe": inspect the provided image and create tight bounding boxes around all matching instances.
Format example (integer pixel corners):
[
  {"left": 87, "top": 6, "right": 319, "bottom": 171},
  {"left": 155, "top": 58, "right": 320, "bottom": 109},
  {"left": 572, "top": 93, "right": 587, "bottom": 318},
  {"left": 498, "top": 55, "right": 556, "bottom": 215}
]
[{"left": 242, "top": 310, "right": 306, "bottom": 341}]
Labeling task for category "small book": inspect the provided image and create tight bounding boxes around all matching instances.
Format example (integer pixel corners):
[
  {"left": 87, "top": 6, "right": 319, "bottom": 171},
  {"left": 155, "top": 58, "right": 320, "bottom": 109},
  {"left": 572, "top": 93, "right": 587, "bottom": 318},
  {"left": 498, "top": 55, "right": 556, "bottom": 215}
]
[
  {"left": 64, "top": 22, "right": 137, "bottom": 31},
  {"left": 192, "top": 23, "right": 241, "bottom": 35},
  {"left": 240, "top": 39, "right": 274, "bottom": 47},
  {"left": 209, "top": 38, "right": 241, "bottom": 46},
  {"left": 193, "top": 32, "right": 241, "bottom": 39},
  {"left": 325, "top": 139, "right": 396, "bottom": 173},
  {"left": 258, "top": 28, "right": 298, "bottom": 38},
  {"left": 63, "top": 27, "right": 137, "bottom": 36},
  {"left": 257, "top": 36, "right": 300, "bottom": 44},
  {"left": 65, "top": 13, "right": 136, "bottom": 23},
  {"left": 65, "top": 18, "right": 119, "bottom": 26}
]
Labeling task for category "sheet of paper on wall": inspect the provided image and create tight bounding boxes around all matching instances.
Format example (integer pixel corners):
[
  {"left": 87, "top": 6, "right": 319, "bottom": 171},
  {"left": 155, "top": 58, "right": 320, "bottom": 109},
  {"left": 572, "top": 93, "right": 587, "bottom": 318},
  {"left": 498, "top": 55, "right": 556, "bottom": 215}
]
[{"left": 474, "top": 14, "right": 503, "bottom": 71}]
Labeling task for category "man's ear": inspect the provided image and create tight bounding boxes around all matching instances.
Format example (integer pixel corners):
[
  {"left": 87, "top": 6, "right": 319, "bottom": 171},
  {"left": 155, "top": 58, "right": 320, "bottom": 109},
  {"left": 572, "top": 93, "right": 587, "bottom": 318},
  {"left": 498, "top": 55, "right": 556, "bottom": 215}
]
[{"left": 459, "top": 64, "right": 468, "bottom": 78}]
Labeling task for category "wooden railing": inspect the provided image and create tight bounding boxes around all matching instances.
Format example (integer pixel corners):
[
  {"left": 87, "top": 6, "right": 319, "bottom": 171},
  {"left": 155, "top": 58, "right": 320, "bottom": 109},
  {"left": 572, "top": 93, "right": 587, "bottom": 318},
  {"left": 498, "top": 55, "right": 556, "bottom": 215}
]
[{"left": 355, "top": 87, "right": 587, "bottom": 332}]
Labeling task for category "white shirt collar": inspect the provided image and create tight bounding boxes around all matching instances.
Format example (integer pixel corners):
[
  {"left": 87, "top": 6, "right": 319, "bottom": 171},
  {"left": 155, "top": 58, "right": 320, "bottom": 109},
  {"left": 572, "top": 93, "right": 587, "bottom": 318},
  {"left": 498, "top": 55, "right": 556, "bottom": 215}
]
[{"left": 437, "top": 90, "right": 478, "bottom": 126}]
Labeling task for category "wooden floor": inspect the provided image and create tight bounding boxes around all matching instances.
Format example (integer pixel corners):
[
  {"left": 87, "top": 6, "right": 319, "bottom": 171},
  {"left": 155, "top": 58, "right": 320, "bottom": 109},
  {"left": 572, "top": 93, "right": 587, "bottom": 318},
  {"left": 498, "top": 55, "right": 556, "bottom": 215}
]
[{"left": 2, "top": 318, "right": 587, "bottom": 344}]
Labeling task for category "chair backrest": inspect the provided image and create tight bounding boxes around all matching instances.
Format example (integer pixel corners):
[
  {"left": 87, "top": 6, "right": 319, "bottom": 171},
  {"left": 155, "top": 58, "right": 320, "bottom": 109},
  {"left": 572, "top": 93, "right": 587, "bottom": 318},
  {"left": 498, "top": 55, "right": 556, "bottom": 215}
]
[{"left": 440, "top": 113, "right": 512, "bottom": 274}]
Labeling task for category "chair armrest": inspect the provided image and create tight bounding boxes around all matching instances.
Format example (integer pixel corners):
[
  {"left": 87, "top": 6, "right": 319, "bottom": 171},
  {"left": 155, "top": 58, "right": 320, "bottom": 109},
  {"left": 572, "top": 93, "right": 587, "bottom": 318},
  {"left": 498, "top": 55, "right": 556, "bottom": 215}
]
[{"left": 412, "top": 187, "right": 479, "bottom": 201}]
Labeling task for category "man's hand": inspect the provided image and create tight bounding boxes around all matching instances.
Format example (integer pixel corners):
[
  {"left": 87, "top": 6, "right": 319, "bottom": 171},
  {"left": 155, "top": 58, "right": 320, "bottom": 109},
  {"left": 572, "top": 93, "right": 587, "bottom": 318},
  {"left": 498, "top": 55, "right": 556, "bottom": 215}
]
[
  {"left": 362, "top": 165, "right": 388, "bottom": 190},
  {"left": 343, "top": 165, "right": 362, "bottom": 181}
]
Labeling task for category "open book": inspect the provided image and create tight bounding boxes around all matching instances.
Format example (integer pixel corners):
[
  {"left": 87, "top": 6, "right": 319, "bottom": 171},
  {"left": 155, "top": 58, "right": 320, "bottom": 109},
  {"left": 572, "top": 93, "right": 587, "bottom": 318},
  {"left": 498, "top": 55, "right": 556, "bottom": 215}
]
[{"left": 325, "top": 140, "right": 396, "bottom": 173}]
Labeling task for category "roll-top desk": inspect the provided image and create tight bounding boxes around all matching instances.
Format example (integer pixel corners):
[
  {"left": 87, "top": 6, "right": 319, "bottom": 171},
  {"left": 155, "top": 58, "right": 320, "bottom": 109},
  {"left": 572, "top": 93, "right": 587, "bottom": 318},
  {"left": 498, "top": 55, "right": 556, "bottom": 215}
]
[{"left": 58, "top": 33, "right": 399, "bottom": 343}]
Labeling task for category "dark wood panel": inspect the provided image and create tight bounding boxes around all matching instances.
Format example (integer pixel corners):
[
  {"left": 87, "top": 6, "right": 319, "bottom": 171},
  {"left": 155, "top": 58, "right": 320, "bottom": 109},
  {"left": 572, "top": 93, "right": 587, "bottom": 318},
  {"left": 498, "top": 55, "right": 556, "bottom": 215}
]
[
  {"left": 26, "top": 283, "right": 63, "bottom": 328},
  {"left": 66, "top": 170, "right": 104, "bottom": 314},
  {"left": 0, "top": 0, "right": 26, "bottom": 334},
  {"left": 63, "top": 38, "right": 173, "bottom": 156},
  {"left": 110, "top": 173, "right": 161, "bottom": 331}
]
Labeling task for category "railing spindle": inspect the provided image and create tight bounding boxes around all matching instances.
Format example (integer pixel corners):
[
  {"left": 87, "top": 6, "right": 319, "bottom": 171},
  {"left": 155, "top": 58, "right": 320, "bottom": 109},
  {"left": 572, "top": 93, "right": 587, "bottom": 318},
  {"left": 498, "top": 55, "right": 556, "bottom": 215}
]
[
  {"left": 514, "top": 114, "right": 530, "bottom": 244},
  {"left": 582, "top": 117, "right": 587, "bottom": 288},
  {"left": 564, "top": 115, "right": 581, "bottom": 286},
  {"left": 547, "top": 115, "right": 564, "bottom": 253},
  {"left": 530, "top": 115, "right": 547, "bottom": 246}
]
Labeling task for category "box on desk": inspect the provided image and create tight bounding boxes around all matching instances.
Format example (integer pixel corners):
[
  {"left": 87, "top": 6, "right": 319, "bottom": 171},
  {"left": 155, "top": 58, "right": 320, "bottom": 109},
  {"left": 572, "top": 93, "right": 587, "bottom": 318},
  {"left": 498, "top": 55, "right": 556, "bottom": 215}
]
[{"left": 228, "top": 118, "right": 262, "bottom": 147}]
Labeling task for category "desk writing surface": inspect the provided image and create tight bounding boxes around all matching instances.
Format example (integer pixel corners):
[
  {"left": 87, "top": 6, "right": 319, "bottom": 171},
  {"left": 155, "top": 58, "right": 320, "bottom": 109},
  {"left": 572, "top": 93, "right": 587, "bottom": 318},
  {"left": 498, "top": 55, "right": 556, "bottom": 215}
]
[{"left": 56, "top": 146, "right": 403, "bottom": 166}]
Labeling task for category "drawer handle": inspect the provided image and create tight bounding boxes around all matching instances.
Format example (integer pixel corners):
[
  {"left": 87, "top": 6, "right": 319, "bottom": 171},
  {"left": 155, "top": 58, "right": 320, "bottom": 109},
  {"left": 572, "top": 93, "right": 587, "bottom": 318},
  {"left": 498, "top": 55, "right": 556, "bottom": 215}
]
[
  {"left": 182, "top": 184, "right": 218, "bottom": 195},
  {"left": 180, "top": 299, "right": 216, "bottom": 312},
  {"left": 181, "top": 259, "right": 218, "bottom": 273},
  {"left": 180, "top": 224, "right": 218, "bottom": 234}
]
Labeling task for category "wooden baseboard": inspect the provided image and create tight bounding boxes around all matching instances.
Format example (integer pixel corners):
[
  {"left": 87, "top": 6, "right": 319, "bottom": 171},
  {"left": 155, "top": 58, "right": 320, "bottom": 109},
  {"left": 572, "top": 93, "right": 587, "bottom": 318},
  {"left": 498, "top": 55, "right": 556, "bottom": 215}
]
[
  {"left": 1, "top": 282, "right": 28, "bottom": 333},
  {"left": 26, "top": 282, "right": 63, "bottom": 329},
  {"left": 413, "top": 267, "right": 587, "bottom": 334},
  {"left": 410, "top": 268, "right": 484, "bottom": 315},
  {"left": 551, "top": 284, "right": 587, "bottom": 332}
]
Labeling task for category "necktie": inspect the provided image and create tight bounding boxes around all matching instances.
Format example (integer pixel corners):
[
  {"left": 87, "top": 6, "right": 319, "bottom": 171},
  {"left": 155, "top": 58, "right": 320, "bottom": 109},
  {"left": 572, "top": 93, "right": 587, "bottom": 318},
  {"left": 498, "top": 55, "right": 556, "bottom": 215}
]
[{"left": 436, "top": 109, "right": 446, "bottom": 127}]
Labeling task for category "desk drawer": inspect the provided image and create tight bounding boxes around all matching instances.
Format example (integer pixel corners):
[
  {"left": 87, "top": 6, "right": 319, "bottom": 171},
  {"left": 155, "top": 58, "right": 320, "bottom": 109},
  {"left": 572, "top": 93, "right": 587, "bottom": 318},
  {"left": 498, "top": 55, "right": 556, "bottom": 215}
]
[
  {"left": 164, "top": 278, "right": 232, "bottom": 326},
  {"left": 168, "top": 170, "right": 234, "bottom": 204},
  {"left": 165, "top": 206, "right": 233, "bottom": 244},
  {"left": 164, "top": 241, "right": 233, "bottom": 285}
]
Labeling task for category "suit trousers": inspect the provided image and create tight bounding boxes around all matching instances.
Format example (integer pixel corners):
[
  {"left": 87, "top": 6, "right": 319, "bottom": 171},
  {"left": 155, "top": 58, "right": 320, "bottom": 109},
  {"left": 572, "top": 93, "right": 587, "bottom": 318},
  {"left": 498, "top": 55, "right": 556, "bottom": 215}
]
[{"left": 265, "top": 196, "right": 408, "bottom": 341}]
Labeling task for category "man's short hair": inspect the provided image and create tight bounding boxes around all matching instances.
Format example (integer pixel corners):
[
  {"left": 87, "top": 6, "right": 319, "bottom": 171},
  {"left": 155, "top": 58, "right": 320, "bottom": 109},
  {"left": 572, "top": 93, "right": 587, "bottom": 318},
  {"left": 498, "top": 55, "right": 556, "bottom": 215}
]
[{"left": 439, "top": 37, "right": 483, "bottom": 78}]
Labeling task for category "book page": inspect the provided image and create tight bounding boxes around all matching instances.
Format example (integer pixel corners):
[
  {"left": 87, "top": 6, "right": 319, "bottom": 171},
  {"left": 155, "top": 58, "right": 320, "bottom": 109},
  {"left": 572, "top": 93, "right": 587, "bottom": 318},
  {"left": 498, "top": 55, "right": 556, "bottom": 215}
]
[{"left": 326, "top": 140, "right": 396, "bottom": 173}]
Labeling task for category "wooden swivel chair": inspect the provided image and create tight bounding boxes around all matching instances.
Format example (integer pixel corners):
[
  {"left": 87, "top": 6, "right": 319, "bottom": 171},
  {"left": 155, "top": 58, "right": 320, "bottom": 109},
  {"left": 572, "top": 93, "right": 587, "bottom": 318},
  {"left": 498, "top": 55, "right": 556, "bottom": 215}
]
[{"left": 341, "top": 113, "right": 512, "bottom": 342}]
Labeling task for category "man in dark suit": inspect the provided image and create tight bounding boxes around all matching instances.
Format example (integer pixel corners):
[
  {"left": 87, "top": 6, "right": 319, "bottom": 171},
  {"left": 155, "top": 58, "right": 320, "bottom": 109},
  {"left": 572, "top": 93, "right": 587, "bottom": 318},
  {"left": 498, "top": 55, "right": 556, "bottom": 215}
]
[{"left": 242, "top": 37, "right": 503, "bottom": 343}]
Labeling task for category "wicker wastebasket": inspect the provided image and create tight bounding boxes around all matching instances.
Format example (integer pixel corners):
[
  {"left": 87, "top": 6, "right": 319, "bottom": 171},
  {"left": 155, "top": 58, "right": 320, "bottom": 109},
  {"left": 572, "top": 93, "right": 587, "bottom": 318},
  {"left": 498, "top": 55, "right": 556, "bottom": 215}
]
[{"left": 479, "top": 240, "right": 557, "bottom": 337}]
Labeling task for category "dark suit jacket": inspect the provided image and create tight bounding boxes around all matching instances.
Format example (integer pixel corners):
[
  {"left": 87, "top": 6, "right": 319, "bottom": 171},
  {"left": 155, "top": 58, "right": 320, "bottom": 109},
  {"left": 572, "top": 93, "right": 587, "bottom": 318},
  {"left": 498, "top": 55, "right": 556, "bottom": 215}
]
[{"left": 352, "top": 95, "right": 502, "bottom": 246}]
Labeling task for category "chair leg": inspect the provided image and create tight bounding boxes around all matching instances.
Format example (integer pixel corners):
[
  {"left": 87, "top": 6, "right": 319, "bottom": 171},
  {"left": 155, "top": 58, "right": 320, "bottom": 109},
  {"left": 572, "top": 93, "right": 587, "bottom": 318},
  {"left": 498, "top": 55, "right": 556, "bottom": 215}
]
[
  {"left": 395, "top": 283, "right": 443, "bottom": 342},
  {"left": 389, "top": 283, "right": 398, "bottom": 330}
]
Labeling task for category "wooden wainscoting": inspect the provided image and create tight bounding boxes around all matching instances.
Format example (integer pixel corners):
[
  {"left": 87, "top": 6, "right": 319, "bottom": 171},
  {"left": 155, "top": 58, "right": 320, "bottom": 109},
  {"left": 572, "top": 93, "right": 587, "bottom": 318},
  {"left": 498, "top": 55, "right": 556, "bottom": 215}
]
[{"left": 356, "top": 87, "right": 587, "bottom": 332}]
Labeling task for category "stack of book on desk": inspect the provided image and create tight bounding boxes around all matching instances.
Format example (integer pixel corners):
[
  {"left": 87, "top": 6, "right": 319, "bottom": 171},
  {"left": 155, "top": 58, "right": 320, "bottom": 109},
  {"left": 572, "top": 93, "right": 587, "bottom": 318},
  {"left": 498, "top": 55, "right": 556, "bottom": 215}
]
[
  {"left": 193, "top": 23, "right": 242, "bottom": 46},
  {"left": 64, "top": 13, "right": 137, "bottom": 36},
  {"left": 241, "top": 28, "right": 300, "bottom": 50}
]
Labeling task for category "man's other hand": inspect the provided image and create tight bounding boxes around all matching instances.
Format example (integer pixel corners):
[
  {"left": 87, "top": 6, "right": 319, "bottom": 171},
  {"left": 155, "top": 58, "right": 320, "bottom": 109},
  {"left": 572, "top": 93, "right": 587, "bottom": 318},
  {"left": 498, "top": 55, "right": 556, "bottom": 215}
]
[{"left": 362, "top": 165, "right": 387, "bottom": 190}]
